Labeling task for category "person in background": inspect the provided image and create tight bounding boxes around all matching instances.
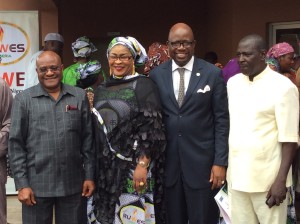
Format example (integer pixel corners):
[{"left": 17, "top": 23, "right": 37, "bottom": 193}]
[
  {"left": 62, "top": 36, "right": 98, "bottom": 86},
  {"left": 0, "top": 78, "right": 13, "bottom": 224},
  {"left": 293, "top": 56, "right": 300, "bottom": 220},
  {"left": 24, "top": 33, "right": 64, "bottom": 89},
  {"left": 266, "top": 42, "right": 295, "bottom": 84},
  {"left": 221, "top": 57, "right": 240, "bottom": 84},
  {"left": 266, "top": 43, "right": 299, "bottom": 223},
  {"left": 92, "top": 36, "right": 166, "bottom": 224},
  {"left": 293, "top": 56, "right": 300, "bottom": 72},
  {"left": 9, "top": 51, "right": 95, "bottom": 224},
  {"left": 293, "top": 56, "right": 300, "bottom": 96},
  {"left": 73, "top": 60, "right": 102, "bottom": 224},
  {"left": 75, "top": 60, "right": 102, "bottom": 110},
  {"left": 204, "top": 51, "right": 223, "bottom": 69},
  {"left": 227, "top": 34, "right": 299, "bottom": 224},
  {"left": 144, "top": 42, "right": 170, "bottom": 75},
  {"left": 149, "top": 22, "right": 229, "bottom": 224},
  {"left": 294, "top": 56, "right": 300, "bottom": 128}
]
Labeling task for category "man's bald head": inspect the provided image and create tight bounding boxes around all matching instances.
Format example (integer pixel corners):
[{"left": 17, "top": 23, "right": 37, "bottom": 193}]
[
  {"left": 37, "top": 51, "right": 62, "bottom": 65},
  {"left": 168, "top": 23, "right": 194, "bottom": 41},
  {"left": 238, "top": 34, "right": 266, "bottom": 53}
]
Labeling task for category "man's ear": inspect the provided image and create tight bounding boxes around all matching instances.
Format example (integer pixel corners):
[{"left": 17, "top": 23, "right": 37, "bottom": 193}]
[{"left": 260, "top": 50, "right": 266, "bottom": 61}]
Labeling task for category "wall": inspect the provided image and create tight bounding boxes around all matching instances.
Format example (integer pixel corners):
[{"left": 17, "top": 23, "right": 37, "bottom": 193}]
[
  {"left": 204, "top": 0, "right": 300, "bottom": 65},
  {"left": 58, "top": 0, "right": 300, "bottom": 68},
  {"left": 57, "top": 0, "right": 207, "bottom": 71},
  {"left": 1, "top": 0, "right": 299, "bottom": 67}
]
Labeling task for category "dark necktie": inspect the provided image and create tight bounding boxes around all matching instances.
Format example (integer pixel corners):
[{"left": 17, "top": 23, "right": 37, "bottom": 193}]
[{"left": 177, "top": 67, "right": 185, "bottom": 107}]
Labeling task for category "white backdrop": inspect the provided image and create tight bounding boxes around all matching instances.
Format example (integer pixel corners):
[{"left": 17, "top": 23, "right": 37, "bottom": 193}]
[
  {"left": 0, "top": 11, "right": 39, "bottom": 94},
  {"left": 0, "top": 11, "right": 39, "bottom": 194}
]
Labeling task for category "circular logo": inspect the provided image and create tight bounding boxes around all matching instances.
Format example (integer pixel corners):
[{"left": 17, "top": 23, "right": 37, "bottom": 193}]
[{"left": 0, "top": 21, "right": 30, "bottom": 66}]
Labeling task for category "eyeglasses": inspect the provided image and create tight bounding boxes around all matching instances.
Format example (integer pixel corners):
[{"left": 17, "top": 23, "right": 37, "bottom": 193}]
[
  {"left": 108, "top": 55, "right": 132, "bottom": 62},
  {"left": 168, "top": 41, "right": 194, "bottom": 48},
  {"left": 37, "top": 66, "right": 60, "bottom": 74}
]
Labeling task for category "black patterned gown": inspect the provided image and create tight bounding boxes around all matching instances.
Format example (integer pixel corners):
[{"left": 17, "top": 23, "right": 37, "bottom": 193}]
[{"left": 92, "top": 74, "right": 166, "bottom": 224}]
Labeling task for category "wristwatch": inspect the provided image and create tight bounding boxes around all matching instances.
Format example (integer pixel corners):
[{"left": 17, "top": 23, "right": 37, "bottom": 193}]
[{"left": 138, "top": 160, "right": 150, "bottom": 168}]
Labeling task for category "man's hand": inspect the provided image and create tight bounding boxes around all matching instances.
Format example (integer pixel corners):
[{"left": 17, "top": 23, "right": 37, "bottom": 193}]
[
  {"left": 266, "top": 180, "right": 287, "bottom": 208},
  {"left": 82, "top": 180, "right": 95, "bottom": 197},
  {"left": 209, "top": 165, "right": 226, "bottom": 190},
  {"left": 265, "top": 142, "right": 297, "bottom": 208},
  {"left": 18, "top": 187, "right": 36, "bottom": 206}
]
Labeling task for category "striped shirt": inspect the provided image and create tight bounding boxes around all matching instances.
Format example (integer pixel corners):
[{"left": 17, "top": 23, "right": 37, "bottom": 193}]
[{"left": 9, "top": 83, "right": 94, "bottom": 197}]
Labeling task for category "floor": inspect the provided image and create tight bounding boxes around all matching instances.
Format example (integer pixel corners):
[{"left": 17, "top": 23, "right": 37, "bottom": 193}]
[
  {"left": 6, "top": 189, "right": 300, "bottom": 224},
  {"left": 7, "top": 195, "right": 300, "bottom": 224},
  {"left": 7, "top": 195, "right": 56, "bottom": 224}
]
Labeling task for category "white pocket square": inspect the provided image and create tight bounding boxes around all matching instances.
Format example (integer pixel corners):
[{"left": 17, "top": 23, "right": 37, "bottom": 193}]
[{"left": 197, "top": 85, "right": 210, "bottom": 93}]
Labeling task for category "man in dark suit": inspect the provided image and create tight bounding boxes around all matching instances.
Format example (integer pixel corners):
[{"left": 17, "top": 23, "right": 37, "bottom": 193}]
[
  {"left": 9, "top": 51, "right": 95, "bottom": 224},
  {"left": 149, "top": 23, "right": 229, "bottom": 224}
]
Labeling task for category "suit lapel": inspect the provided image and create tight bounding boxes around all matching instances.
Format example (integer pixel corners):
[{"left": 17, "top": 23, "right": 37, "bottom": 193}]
[{"left": 184, "top": 59, "right": 203, "bottom": 104}]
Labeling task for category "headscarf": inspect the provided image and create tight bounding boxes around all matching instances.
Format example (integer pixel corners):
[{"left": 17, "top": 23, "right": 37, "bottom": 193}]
[
  {"left": 266, "top": 42, "right": 294, "bottom": 58},
  {"left": 266, "top": 42, "right": 294, "bottom": 72},
  {"left": 72, "top": 36, "right": 97, "bottom": 58},
  {"left": 76, "top": 60, "right": 101, "bottom": 89},
  {"left": 144, "top": 42, "right": 170, "bottom": 74},
  {"left": 107, "top": 36, "right": 148, "bottom": 67}
]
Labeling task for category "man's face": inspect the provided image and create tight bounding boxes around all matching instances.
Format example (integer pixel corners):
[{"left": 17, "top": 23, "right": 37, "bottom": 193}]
[
  {"left": 36, "top": 51, "right": 63, "bottom": 91},
  {"left": 167, "top": 27, "right": 195, "bottom": 67},
  {"left": 236, "top": 40, "right": 265, "bottom": 76}
]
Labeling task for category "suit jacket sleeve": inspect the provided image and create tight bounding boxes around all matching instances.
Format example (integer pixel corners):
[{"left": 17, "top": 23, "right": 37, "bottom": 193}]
[{"left": 212, "top": 70, "right": 229, "bottom": 166}]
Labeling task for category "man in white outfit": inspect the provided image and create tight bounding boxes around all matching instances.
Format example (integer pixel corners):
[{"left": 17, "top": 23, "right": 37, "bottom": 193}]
[{"left": 227, "top": 34, "right": 299, "bottom": 224}]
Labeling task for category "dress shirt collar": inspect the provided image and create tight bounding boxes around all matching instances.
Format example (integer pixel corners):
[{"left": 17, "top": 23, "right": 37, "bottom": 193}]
[{"left": 172, "top": 56, "right": 194, "bottom": 72}]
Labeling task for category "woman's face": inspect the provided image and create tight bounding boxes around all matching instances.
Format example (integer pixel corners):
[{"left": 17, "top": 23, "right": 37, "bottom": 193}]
[
  {"left": 279, "top": 52, "right": 294, "bottom": 73},
  {"left": 108, "top": 44, "right": 134, "bottom": 77}
]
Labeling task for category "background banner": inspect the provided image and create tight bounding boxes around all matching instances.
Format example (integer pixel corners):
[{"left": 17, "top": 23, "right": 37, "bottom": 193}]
[{"left": 0, "top": 11, "right": 39, "bottom": 94}]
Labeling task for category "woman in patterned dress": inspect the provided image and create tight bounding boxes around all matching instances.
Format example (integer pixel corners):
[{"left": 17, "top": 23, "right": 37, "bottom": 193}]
[{"left": 92, "top": 36, "right": 166, "bottom": 224}]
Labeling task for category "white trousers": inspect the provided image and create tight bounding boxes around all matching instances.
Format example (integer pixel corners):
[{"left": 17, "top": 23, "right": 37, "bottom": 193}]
[{"left": 228, "top": 187, "right": 287, "bottom": 224}]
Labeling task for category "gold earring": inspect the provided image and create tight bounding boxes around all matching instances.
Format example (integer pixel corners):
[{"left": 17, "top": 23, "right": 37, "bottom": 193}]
[{"left": 110, "top": 68, "right": 113, "bottom": 76}]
